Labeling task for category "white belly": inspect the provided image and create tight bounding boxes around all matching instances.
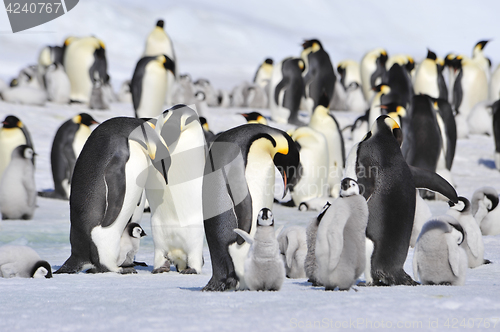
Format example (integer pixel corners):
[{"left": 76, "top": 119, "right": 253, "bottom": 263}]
[{"left": 137, "top": 66, "right": 168, "bottom": 118}]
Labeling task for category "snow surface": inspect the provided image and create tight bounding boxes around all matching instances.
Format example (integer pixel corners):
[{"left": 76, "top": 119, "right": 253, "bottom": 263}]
[{"left": 1, "top": 1, "right": 500, "bottom": 331}]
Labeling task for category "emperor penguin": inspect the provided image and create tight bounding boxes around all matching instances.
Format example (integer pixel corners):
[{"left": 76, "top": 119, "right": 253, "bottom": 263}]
[
  {"left": 493, "top": 100, "right": 500, "bottom": 170},
  {"left": 447, "top": 197, "right": 488, "bottom": 268},
  {"left": 63, "top": 36, "right": 108, "bottom": 104},
  {"left": 471, "top": 186, "right": 500, "bottom": 236},
  {"left": 269, "top": 57, "right": 306, "bottom": 125},
  {"left": 117, "top": 222, "right": 147, "bottom": 268},
  {"left": 289, "top": 126, "right": 329, "bottom": 206},
  {"left": 385, "top": 62, "right": 414, "bottom": 109},
  {"left": 241, "top": 112, "right": 268, "bottom": 125},
  {"left": 367, "top": 84, "right": 391, "bottom": 128},
  {"left": 233, "top": 208, "right": 285, "bottom": 291},
  {"left": 301, "top": 39, "right": 336, "bottom": 113},
  {"left": 0, "top": 245, "right": 52, "bottom": 278},
  {"left": 253, "top": 58, "right": 274, "bottom": 89},
  {"left": 146, "top": 105, "right": 207, "bottom": 275},
  {"left": 308, "top": 96, "right": 346, "bottom": 198},
  {"left": 277, "top": 226, "right": 307, "bottom": 279},
  {"left": 0, "top": 145, "right": 36, "bottom": 220},
  {"left": 143, "top": 19, "right": 177, "bottom": 106},
  {"left": 315, "top": 178, "right": 369, "bottom": 291},
  {"left": 490, "top": 64, "right": 500, "bottom": 101},
  {"left": 444, "top": 53, "right": 462, "bottom": 105},
  {"left": 0, "top": 116, "right": 33, "bottom": 181},
  {"left": 131, "top": 54, "right": 176, "bottom": 119},
  {"left": 45, "top": 62, "right": 71, "bottom": 104},
  {"left": 410, "top": 189, "right": 433, "bottom": 248},
  {"left": 470, "top": 40, "right": 491, "bottom": 79},
  {"left": 1, "top": 84, "right": 47, "bottom": 105},
  {"left": 305, "top": 202, "right": 331, "bottom": 286},
  {"left": 245, "top": 85, "right": 268, "bottom": 109},
  {"left": 193, "top": 79, "right": 219, "bottom": 107},
  {"left": 202, "top": 124, "right": 300, "bottom": 291},
  {"left": 55, "top": 116, "right": 170, "bottom": 274},
  {"left": 413, "top": 216, "right": 467, "bottom": 286},
  {"left": 413, "top": 49, "right": 447, "bottom": 100},
  {"left": 44, "top": 113, "right": 99, "bottom": 200},
  {"left": 200, "top": 117, "right": 216, "bottom": 144},
  {"left": 360, "top": 48, "right": 388, "bottom": 102},
  {"left": 344, "top": 115, "right": 458, "bottom": 285},
  {"left": 37, "top": 45, "right": 65, "bottom": 89},
  {"left": 337, "top": 59, "right": 367, "bottom": 113},
  {"left": 172, "top": 74, "right": 196, "bottom": 105}
]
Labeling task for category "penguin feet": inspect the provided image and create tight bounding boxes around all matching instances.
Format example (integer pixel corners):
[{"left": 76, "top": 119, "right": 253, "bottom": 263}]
[
  {"left": 484, "top": 259, "right": 492, "bottom": 265},
  {"left": 133, "top": 261, "right": 148, "bottom": 267},
  {"left": 152, "top": 266, "right": 170, "bottom": 274},
  {"left": 372, "top": 270, "right": 418, "bottom": 286},
  {"left": 120, "top": 267, "right": 138, "bottom": 274},
  {"left": 179, "top": 268, "right": 197, "bottom": 275},
  {"left": 307, "top": 278, "right": 322, "bottom": 286},
  {"left": 202, "top": 274, "right": 238, "bottom": 291}
]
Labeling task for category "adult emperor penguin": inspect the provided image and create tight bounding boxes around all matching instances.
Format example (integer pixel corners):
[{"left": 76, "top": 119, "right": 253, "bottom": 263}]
[
  {"left": 241, "top": 112, "right": 268, "bottom": 125},
  {"left": 337, "top": 60, "right": 368, "bottom": 113},
  {"left": 253, "top": 58, "right": 274, "bottom": 89},
  {"left": 43, "top": 113, "right": 99, "bottom": 200},
  {"left": 0, "top": 245, "right": 52, "bottom": 278},
  {"left": 471, "top": 186, "right": 500, "bottom": 236},
  {"left": 385, "top": 62, "right": 413, "bottom": 109},
  {"left": 0, "top": 145, "right": 36, "bottom": 220},
  {"left": 447, "top": 197, "right": 488, "bottom": 268},
  {"left": 344, "top": 115, "right": 458, "bottom": 285},
  {"left": 277, "top": 226, "right": 307, "bottom": 278},
  {"left": 146, "top": 105, "right": 207, "bottom": 275},
  {"left": 37, "top": 45, "right": 65, "bottom": 88},
  {"left": 117, "top": 222, "right": 147, "bottom": 268},
  {"left": 63, "top": 36, "right": 108, "bottom": 104},
  {"left": 202, "top": 124, "right": 300, "bottom": 291},
  {"left": 413, "top": 49, "right": 447, "bottom": 100},
  {"left": 0, "top": 115, "right": 33, "bottom": 181},
  {"left": 301, "top": 39, "right": 336, "bottom": 113},
  {"left": 360, "top": 48, "right": 388, "bottom": 102},
  {"left": 315, "top": 178, "right": 369, "bottom": 291},
  {"left": 131, "top": 55, "right": 176, "bottom": 119},
  {"left": 367, "top": 84, "right": 392, "bottom": 128},
  {"left": 493, "top": 100, "right": 500, "bottom": 170},
  {"left": 309, "top": 96, "right": 346, "bottom": 198},
  {"left": 234, "top": 208, "right": 285, "bottom": 291},
  {"left": 413, "top": 216, "right": 467, "bottom": 286},
  {"left": 143, "top": 19, "right": 177, "bottom": 106},
  {"left": 269, "top": 57, "right": 306, "bottom": 125},
  {"left": 490, "top": 64, "right": 500, "bottom": 101},
  {"left": 55, "top": 116, "right": 169, "bottom": 274},
  {"left": 470, "top": 40, "right": 491, "bottom": 79}
]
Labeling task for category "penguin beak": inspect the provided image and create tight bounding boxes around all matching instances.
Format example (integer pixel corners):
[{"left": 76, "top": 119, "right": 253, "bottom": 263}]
[
  {"left": 141, "top": 229, "right": 147, "bottom": 237},
  {"left": 273, "top": 136, "right": 300, "bottom": 198}
]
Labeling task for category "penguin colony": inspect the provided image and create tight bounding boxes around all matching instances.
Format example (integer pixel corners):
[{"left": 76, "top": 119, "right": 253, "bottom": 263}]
[{"left": 0, "top": 20, "right": 499, "bottom": 298}]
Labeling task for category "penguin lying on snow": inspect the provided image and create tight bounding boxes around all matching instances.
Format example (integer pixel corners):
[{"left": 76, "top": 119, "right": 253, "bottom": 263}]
[
  {"left": 277, "top": 226, "right": 307, "bottom": 279},
  {"left": 315, "top": 178, "right": 369, "bottom": 291},
  {"left": 0, "top": 245, "right": 52, "bottom": 278},
  {"left": 413, "top": 216, "right": 467, "bottom": 286},
  {"left": 471, "top": 186, "right": 500, "bottom": 236},
  {"left": 234, "top": 208, "right": 285, "bottom": 291}
]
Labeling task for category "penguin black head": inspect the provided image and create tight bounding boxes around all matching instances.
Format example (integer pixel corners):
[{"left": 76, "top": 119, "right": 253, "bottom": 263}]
[
  {"left": 372, "top": 84, "right": 390, "bottom": 94},
  {"left": 30, "top": 260, "right": 52, "bottom": 278},
  {"left": 297, "top": 59, "right": 306, "bottom": 72},
  {"left": 426, "top": 49, "right": 437, "bottom": 61},
  {"left": 264, "top": 58, "right": 273, "bottom": 65},
  {"left": 127, "top": 222, "right": 147, "bottom": 238},
  {"left": 195, "top": 91, "right": 206, "bottom": 101},
  {"left": 448, "top": 196, "right": 471, "bottom": 213},
  {"left": 77, "top": 113, "right": 99, "bottom": 127},
  {"left": 378, "top": 51, "right": 388, "bottom": 67},
  {"left": 241, "top": 112, "right": 267, "bottom": 124},
  {"left": 156, "top": 19, "right": 164, "bottom": 28},
  {"left": 159, "top": 55, "right": 176, "bottom": 78},
  {"left": 315, "top": 201, "right": 332, "bottom": 225},
  {"left": 447, "top": 220, "right": 465, "bottom": 245},
  {"left": 2, "top": 115, "right": 22, "bottom": 129},
  {"left": 271, "top": 132, "right": 301, "bottom": 198},
  {"left": 380, "top": 102, "right": 407, "bottom": 118},
  {"left": 257, "top": 208, "right": 274, "bottom": 227},
  {"left": 475, "top": 40, "right": 489, "bottom": 51},
  {"left": 340, "top": 178, "right": 360, "bottom": 197},
  {"left": 317, "top": 93, "right": 330, "bottom": 109},
  {"left": 302, "top": 39, "right": 323, "bottom": 51},
  {"left": 405, "top": 56, "right": 415, "bottom": 72},
  {"left": 370, "top": 115, "right": 403, "bottom": 147}
]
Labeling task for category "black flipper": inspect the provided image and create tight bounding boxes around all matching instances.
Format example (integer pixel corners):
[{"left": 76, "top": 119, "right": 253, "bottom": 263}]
[
  {"left": 100, "top": 150, "right": 128, "bottom": 228},
  {"left": 453, "top": 69, "right": 463, "bottom": 112},
  {"left": 409, "top": 165, "right": 458, "bottom": 203},
  {"left": 274, "top": 77, "right": 289, "bottom": 105}
]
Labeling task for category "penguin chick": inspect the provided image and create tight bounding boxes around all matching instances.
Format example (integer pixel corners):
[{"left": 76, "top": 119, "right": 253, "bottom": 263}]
[
  {"left": 233, "top": 208, "right": 285, "bottom": 291},
  {"left": 315, "top": 178, "right": 369, "bottom": 291},
  {"left": 447, "top": 197, "right": 488, "bottom": 267},
  {"left": 413, "top": 216, "right": 467, "bottom": 286},
  {"left": 117, "top": 223, "right": 147, "bottom": 269},
  {"left": 277, "top": 226, "right": 307, "bottom": 278},
  {"left": 471, "top": 186, "right": 500, "bottom": 236},
  {"left": 304, "top": 202, "right": 331, "bottom": 286},
  {"left": 0, "top": 245, "right": 52, "bottom": 278}
]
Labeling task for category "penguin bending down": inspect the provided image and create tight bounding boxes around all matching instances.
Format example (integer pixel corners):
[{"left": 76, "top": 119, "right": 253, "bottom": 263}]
[
  {"left": 0, "top": 145, "right": 36, "bottom": 220},
  {"left": 447, "top": 197, "right": 488, "bottom": 268},
  {"left": 301, "top": 39, "right": 336, "bottom": 112},
  {"left": 315, "top": 178, "right": 369, "bottom": 291},
  {"left": 202, "top": 124, "right": 300, "bottom": 291},
  {"left": 269, "top": 57, "right": 305, "bottom": 125},
  {"left": 233, "top": 208, "right": 285, "bottom": 291},
  {"left": 360, "top": 48, "right": 388, "bottom": 102},
  {"left": 41, "top": 113, "right": 99, "bottom": 200},
  {"left": 471, "top": 186, "right": 500, "bottom": 236},
  {"left": 117, "top": 222, "right": 147, "bottom": 268},
  {"left": 277, "top": 226, "right": 307, "bottom": 278},
  {"left": 0, "top": 115, "right": 33, "bottom": 181},
  {"left": 413, "top": 216, "right": 467, "bottom": 286},
  {"left": 305, "top": 202, "right": 331, "bottom": 286},
  {"left": 55, "top": 116, "right": 169, "bottom": 274},
  {"left": 0, "top": 245, "right": 52, "bottom": 278},
  {"left": 131, "top": 55, "right": 176, "bottom": 119},
  {"left": 344, "top": 115, "right": 458, "bottom": 286}
]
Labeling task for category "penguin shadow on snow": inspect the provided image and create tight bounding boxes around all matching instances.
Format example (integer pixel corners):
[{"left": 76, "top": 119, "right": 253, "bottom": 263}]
[{"left": 478, "top": 158, "right": 496, "bottom": 169}]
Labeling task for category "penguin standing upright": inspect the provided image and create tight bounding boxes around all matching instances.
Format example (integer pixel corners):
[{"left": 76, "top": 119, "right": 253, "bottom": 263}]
[
  {"left": 470, "top": 40, "right": 491, "bottom": 79},
  {"left": 305, "top": 202, "right": 331, "bottom": 286},
  {"left": 0, "top": 145, "right": 36, "bottom": 220},
  {"left": 413, "top": 50, "right": 447, "bottom": 100},
  {"left": 0, "top": 116, "right": 33, "bottom": 181},
  {"left": 337, "top": 60, "right": 368, "bottom": 113},
  {"left": 63, "top": 36, "right": 108, "bottom": 104},
  {"left": 367, "top": 84, "right": 392, "bottom": 128},
  {"left": 385, "top": 63, "right": 413, "bottom": 109},
  {"left": 301, "top": 39, "right": 336, "bottom": 112},
  {"left": 44, "top": 113, "right": 99, "bottom": 200},
  {"left": 490, "top": 64, "right": 500, "bottom": 101},
  {"left": 344, "top": 115, "right": 458, "bottom": 285},
  {"left": 55, "top": 117, "right": 169, "bottom": 274},
  {"left": 269, "top": 57, "right": 305, "bottom": 125},
  {"left": 37, "top": 45, "right": 65, "bottom": 89},
  {"left": 202, "top": 124, "right": 300, "bottom": 291},
  {"left": 253, "top": 58, "right": 274, "bottom": 89},
  {"left": 315, "top": 178, "right": 369, "bottom": 291},
  {"left": 143, "top": 19, "right": 177, "bottom": 106},
  {"left": 0, "top": 245, "right": 52, "bottom": 278},
  {"left": 131, "top": 55, "right": 176, "bottom": 119},
  {"left": 45, "top": 62, "right": 71, "bottom": 104},
  {"left": 117, "top": 222, "right": 147, "bottom": 268},
  {"left": 360, "top": 48, "right": 388, "bottom": 102}
]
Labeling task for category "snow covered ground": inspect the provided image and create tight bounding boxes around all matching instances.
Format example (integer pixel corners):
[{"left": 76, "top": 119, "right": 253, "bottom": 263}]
[{"left": 2, "top": 1, "right": 500, "bottom": 331}]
